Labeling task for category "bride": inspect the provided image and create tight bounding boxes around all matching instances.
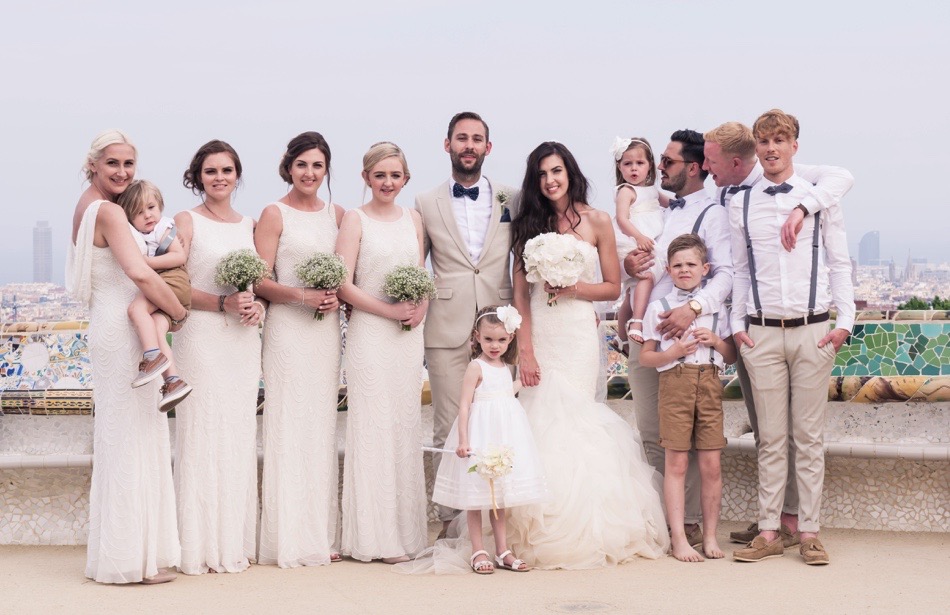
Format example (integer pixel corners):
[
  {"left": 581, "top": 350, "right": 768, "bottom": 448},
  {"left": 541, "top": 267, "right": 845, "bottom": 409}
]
[{"left": 507, "top": 142, "right": 670, "bottom": 568}]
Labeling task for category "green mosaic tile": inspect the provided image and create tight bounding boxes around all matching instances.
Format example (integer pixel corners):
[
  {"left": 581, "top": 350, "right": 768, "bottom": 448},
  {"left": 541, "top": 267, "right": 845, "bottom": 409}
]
[
  {"left": 922, "top": 365, "right": 939, "bottom": 376},
  {"left": 921, "top": 323, "right": 942, "bottom": 337}
]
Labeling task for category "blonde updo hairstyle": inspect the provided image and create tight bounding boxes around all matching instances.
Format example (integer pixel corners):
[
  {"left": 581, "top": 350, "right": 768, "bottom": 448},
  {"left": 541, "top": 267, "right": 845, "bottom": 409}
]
[
  {"left": 83, "top": 129, "right": 136, "bottom": 182},
  {"left": 361, "top": 141, "right": 410, "bottom": 183}
]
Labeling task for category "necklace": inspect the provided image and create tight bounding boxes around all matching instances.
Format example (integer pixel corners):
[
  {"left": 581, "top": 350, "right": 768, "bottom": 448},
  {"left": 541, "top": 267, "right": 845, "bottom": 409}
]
[{"left": 202, "top": 203, "right": 232, "bottom": 223}]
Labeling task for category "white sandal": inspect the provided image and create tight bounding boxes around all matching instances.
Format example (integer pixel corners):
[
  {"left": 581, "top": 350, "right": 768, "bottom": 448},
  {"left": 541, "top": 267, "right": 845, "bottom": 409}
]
[
  {"left": 495, "top": 549, "right": 529, "bottom": 572},
  {"left": 470, "top": 550, "right": 494, "bottom": 574},
  {"left": 625, "top": 318, "right": 645, "bottom": 345}
]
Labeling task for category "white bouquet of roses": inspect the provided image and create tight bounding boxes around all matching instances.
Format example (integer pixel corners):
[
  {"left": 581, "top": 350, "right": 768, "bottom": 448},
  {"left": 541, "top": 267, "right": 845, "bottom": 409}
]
[
  {"left": 522, "top": 232, "right": 588, "bottom": 305},
  {"left": 214, "top": 249, "right": 268, "bottom": 293},
  {"left": 295, "top": 253, "right": 348, "bottom": 320},
  {"left": 383, "top": 265, "right": 437, "bottom": 331},
  {"left": 468, "top": 445, "right": 514, "bottom": 519}
]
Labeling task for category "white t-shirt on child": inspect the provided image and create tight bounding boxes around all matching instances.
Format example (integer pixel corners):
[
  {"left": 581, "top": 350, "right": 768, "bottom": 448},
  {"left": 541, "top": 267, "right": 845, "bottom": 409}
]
[
  {"left": 642, "top": 288, "right": 732, "bottom": 372},
  {"left": 138, "top": 217, "right": 176, "bottom": 257}
]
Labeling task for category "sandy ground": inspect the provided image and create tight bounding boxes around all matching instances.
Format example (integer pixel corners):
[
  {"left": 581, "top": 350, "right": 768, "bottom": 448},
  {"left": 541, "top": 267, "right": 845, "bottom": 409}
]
[{"left": 2, "top": 522, "right": 948, "bottom": 615}]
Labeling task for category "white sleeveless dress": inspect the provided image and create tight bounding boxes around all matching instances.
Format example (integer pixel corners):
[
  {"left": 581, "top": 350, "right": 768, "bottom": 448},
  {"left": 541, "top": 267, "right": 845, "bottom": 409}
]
[
  {"left": 433, "top": 359, "right": 547, "bottom": 510},
  {"left": 341, "top": 208, "right": 428, "bottom": 561},
  {"left": 507, "top": 239, "right": 670, "bottom": 569},
  {"left": 67, "top": 200, "right": 180, "bottom": 583},
  {"left": 173, "top": 211, "right": 261, "bottom": 574},
  {"left": 259, "top": 202, "right": 342, "bottom": 568},
  {"left": 613, "top": 183, "right": 665, "bottom": 261}
]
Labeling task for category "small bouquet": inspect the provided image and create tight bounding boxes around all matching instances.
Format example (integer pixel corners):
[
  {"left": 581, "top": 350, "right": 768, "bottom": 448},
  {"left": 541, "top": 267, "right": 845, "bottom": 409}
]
[
  {"left": 522, "top": 232, "right": 588, "bottom": 305},
  {"left": 468, "top": 445, "right": 514, "bottom": 519},
  {"left": 295, "top": 253, "right": 348, "bottom": 320},
  {"left": 214, "top": 249, "right": 268, "bottom": 292},
  {"left": 383, "top": 265, "right": 437, "bottom": 331}
]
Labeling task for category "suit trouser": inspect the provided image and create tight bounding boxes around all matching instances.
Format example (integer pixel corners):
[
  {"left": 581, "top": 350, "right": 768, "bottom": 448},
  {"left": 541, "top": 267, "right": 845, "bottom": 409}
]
[
  {"left": 740, "top": 322, "right": 834, "bottom": 533},
  {"left": 735, "top": 353, "right": 799, "bottom": 515},
  {"left": 425, "top": 342, "right": 472, "bottom": 522},
  {"left": 628, "top": 344, "right": 702, "bottom": 525}
]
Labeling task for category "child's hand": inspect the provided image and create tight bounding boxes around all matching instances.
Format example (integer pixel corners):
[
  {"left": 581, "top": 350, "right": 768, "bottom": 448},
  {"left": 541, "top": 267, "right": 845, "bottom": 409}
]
[
  {"left": 669, "top": 332, "right": 699, "bottom": 358},
  {"left": 691, "top": 327, "right": 720, "bottom": 348},
  {"left": 633, "top": 232, "right": 655, "bottom": 253},
  {"left": 456, "top": 445, "right": 471, "bottom": 459}
]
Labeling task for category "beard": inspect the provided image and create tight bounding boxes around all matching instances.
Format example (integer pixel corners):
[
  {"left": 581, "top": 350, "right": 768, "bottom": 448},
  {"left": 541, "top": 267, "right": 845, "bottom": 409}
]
[
  {"left": 450, "top": 149, "right": 485, "bottom": 180},
  {"left": 660, "top": 168, "right": 686, "bottom": 194}
]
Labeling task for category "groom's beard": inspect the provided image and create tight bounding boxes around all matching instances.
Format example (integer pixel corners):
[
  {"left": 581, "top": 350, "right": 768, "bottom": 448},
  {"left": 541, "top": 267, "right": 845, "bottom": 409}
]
[{"left": 450, "top": 149, "right": 486, "bottom": 183}]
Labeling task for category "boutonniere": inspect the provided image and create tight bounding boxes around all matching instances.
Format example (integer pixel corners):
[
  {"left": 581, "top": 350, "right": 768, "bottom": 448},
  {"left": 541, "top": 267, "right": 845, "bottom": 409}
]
[{"left": 497, "top": 190, "right": 512, "bottom": 222}]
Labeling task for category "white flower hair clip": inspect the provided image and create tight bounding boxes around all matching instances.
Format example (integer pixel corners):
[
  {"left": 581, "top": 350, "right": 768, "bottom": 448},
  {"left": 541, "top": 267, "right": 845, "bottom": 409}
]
[
  {"left": 609, "top": 136, "right": 632, "bottom": 161},
  {"left": 495, "top": 305, "right": 522, "bottom": 334}
]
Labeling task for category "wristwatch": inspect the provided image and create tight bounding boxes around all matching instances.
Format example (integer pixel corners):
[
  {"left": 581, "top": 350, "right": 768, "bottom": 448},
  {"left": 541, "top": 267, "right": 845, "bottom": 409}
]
[
  {"left": 795, "top": 204, "right": 809, "bottom": 216},
  {"left": 688, "top": 299, "right": 702, "bottom": 317}
]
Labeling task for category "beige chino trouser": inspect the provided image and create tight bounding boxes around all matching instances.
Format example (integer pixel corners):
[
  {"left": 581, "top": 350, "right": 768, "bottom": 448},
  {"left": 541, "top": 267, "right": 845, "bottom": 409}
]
[
  {"left": 629, "top": 344, "right": 702, "bottom": 525},
  {"left": 740, "top": 322, "right": 835, "bottom": 533}
]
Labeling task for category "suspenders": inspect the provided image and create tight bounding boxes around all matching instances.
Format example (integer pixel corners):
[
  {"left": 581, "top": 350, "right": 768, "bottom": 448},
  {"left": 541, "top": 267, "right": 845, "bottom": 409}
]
[
  {"left": 659, "top": 298, "right": 719, "bottom": 364},
  {"left": 155, "top": 225, "right": 178, "bottom": 257},
  {"left": 691, "top": 204, "right": 717, "bottom": 235},
  {"left": 741, "top": 188, "right": 822, "bottom": 318}
]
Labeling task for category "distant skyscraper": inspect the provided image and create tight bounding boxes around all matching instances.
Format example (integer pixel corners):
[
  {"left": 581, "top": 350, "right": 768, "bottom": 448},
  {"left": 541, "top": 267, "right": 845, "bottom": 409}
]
[
  {"left": 33, "top": 221, "right": 52, "bottom": 283},
  {"left": 858, "top": 231, "right": 880, "bottom": 266}
]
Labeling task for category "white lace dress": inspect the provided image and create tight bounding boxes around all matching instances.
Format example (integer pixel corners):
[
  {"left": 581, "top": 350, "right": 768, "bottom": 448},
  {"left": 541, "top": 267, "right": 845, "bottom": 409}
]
[
  {"left": 67, "top": 200, "right": 180, "bottom": 583},
  {"left": 507, "top": 239, "right": 670, "bottom": 569},
  {"left": 173, "top": 211, "right": 261, "bottom": 575},
  {"left": 259, "top": 203, "right": 341, "bottom": 567},
  {"left": 341, "top": 208, "right": 428, "bottom": 561}
]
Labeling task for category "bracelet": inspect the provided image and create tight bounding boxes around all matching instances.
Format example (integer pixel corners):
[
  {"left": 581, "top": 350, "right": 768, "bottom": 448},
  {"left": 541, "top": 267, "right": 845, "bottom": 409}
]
[
  {"left": 299, "top": 288, "right": 305, "bottom": 307},
  {"left": 795, "top": 204, "right": 809, "bottom": 216},
  {"left": 253, "top": 300, "right": 267, "bottom": 317},
  {"left": 218, "top": 294, "right": 226, "bottom": 312},
  {"left": 570, "top": 285, "right": 578, "bottom": 299},
  {"left": 170, "top": 310, "right": 189, "bottom": 327}
]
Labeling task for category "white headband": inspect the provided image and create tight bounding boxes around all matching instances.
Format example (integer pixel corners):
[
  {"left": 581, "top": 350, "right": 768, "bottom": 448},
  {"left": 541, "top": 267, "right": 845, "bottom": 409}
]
[{"left": 475, "top": 305, "right": 523, "bottom": 334}]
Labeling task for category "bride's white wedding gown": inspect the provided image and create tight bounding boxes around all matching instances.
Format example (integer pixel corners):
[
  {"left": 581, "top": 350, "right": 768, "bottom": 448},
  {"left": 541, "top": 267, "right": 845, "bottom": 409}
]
[{"left": 507, "top": 240, "right": 670, "bottom": 569}]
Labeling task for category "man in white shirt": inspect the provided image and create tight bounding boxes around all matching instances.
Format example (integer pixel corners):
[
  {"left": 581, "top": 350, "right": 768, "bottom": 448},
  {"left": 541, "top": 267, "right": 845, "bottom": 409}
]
[
  {"left": 703, "top": 121, "right": 854, "bottom": 546},
  {"left": 415, "top": 112, "right": 517, "bottom": 535},
  {"left": 626, "top": 129, "right": 734, "bottom": 547},
  {"left": 730, "top": 109, "right": 854, "bottom": 566}
]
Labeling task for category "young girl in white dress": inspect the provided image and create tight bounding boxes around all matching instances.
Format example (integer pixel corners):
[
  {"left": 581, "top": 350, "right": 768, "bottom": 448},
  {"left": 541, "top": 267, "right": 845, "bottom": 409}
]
[
  {"left": 610, "top": 136, "right": 667, "bottom": 347},
  {"left": 433, "top": 305, "right": 547, "bottom": 574}
]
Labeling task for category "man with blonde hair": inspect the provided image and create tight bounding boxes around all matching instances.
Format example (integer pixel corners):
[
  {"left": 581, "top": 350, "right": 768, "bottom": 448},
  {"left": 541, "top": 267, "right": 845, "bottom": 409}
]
[
  {"left": 703, "top": 119, "right": 854, "bottom": 547},
  {"left": 729, "top": 109, "right": 854, "bottom": 565}
]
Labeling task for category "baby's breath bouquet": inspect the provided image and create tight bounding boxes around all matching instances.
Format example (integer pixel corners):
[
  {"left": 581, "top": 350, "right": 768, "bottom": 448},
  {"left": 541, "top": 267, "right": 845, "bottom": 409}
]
[
  {"left": 295, "top": 253, "right": 348, "bottom": 320},
  {"left": 468, "top": 445, "right": 515, "bottom": 519},
  {"left": 383, "top": 265, "right": 437, "bottom": 331},
  {"left": 214, "top": 249, "right": 268, "bottom": 292},
  {"left": 522, "top": 232, "right": 588, "bottom": 306}
]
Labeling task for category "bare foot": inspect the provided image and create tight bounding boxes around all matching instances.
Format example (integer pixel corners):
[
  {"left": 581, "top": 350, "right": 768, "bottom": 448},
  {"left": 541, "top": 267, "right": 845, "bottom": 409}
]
[
  {"left": 330, "top": 552, "right": 342, "bottom": 563},
  {"left": 671, "top": 535, "right": 705, "bottom": 562},
  {"left": 703, "top": 538, "right": 724, "bottom": 559}
]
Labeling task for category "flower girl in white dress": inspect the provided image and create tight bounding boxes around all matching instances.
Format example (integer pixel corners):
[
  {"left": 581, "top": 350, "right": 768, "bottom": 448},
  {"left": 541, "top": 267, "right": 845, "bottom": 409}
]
[{"left": 432, "top": 305, "right": 548, "bottom": 574}]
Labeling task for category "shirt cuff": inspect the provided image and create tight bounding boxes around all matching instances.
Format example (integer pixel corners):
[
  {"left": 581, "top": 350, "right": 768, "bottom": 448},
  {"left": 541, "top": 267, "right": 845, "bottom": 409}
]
[{"left": 800, "top": 196, "right": 821, "bottom": 215}]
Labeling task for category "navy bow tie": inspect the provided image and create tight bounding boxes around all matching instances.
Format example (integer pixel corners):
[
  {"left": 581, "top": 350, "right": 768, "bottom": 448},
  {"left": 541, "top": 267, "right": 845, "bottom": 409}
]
[
  {"left": 727, "top": 185, "right": 751, "bottom": 194},
  {"left": 669, "top": 198, "right": 686, "bottom": 210},
  {"left": 453, "top": 183, "right": 479, "bottom": 200},
  {"left": 764, "top": 182, "right": 793, "bottom": 196}
]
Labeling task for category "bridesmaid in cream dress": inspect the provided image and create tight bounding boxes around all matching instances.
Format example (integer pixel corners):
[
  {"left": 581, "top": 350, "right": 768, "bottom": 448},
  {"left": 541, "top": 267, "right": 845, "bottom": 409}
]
[
  {"left": 336, "top": 142, "right": 429, "bottom": 563},
  {"left": 254, "top": 132, "right": 346, "bottom": 567},
  {"left": 173, "top": 140, "right": 264, "bottom": 575},
  {"left": 68, "top": 130, "right": 187, "bottom": 584}
]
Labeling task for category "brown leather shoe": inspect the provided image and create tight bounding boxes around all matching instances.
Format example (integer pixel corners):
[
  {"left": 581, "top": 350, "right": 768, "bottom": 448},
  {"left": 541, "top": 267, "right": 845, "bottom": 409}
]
[
  {"left": 733, "top": 535, "right": 784, "bottom": 562},
  {"left": 800, "top": 537, "right": 830, "bottom": 565},
  {"left": 159, "top": 379, "right": 193, "bottom": 413},
  {"left": 731, "top": 523, "right": 800, "bottom": 549},
  {"left": 685, "top": 524, "right": 704, "bottom": 548},
  {"left": 132, "top": 353, "right": 169, "bottom": 388}
]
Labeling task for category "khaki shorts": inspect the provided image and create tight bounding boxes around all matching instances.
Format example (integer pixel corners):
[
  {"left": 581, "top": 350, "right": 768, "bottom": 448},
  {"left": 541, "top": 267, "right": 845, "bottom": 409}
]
[
  {"left": 157, "top": 266, "right": 192, "bottom": 326},
  {"left": 658, "top": 363, "right": 726, "bottom": 451}
]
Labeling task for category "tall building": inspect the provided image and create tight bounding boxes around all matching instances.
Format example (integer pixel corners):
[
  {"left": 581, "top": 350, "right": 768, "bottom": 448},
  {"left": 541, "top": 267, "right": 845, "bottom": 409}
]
[
  {"left": 33, "top": 221, "right": 52, "bottom": 283},
  {"left": 858, "top": 231, "right": 880, "bottom": 266}
]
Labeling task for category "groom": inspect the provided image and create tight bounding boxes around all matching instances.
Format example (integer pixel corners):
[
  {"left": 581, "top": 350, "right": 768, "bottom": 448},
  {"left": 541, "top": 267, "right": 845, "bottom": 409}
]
[{"left": 416, "top": 112, "right": 518, "bottom": 535}]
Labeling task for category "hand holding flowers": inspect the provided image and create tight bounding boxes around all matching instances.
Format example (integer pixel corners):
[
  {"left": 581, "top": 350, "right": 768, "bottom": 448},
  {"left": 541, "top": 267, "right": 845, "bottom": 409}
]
[
  {"left": 522, "top": 232, "right": 588, "bottom": 305},
  {"left": 295, "top": 253, "right": 348, "bottom": 320},
  {"left": 383, "top": 265, "right": 437, "bottom": 331},
  {"left": 468, "top": 445, "right": 515, "bottom": 519}
]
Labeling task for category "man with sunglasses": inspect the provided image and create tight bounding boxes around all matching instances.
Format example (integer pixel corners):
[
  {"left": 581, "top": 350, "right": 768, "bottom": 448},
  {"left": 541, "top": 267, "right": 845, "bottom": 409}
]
[{"left": 624, "top": 129, "right": 733, "bottom": 549}]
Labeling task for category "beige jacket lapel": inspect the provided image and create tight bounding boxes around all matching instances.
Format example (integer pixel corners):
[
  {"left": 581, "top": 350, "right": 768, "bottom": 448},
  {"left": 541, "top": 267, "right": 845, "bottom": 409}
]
[{"left": 435, "top": 179, "right": 475, "bottom": 267}]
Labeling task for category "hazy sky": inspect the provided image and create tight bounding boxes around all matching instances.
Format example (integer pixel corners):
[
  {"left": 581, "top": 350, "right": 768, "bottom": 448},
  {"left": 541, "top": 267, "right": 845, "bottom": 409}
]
[{"left": 1, "top": 0, "right": 948, "bottom": 285}]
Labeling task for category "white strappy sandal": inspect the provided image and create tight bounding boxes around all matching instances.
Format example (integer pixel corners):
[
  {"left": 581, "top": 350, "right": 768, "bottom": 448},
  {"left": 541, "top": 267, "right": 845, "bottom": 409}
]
[
  {"left": 495, "top": 549, "right": 529, "bottom": 572},
  {"left": 625, "top": 318, "right": 645, "bottom": 345},
  {"left": 470, "top": 550, "right": 495, "bottom": 574}
]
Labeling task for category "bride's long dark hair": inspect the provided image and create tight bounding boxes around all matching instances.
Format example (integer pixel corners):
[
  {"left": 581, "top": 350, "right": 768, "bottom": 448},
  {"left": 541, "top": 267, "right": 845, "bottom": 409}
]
[{"left": 511, "top": 142, "right": 591, "bottom": 271}]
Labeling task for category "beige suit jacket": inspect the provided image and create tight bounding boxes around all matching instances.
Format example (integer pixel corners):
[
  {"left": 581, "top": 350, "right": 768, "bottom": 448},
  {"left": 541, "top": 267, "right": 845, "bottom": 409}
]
[{"left": 415, "top": 178, "right": 518, "bottom": 349}]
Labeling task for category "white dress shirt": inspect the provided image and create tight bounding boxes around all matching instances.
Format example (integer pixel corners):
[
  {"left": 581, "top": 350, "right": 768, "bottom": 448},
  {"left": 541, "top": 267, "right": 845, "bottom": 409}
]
[
  {"left": 649, "top": 189, "right": 733, "bottom": 316},
  {"left": 140, "top": 216, "right": 175, "bottom": 257},
  {"left": 729, "top": 174, "right": 855, "bottom": 334},
  {"left": 450, "top": 176, "right": 492, "bottom": 263},
  {"left": 715, "top": 162, "right": 854, "bottom": 213},
  {"left": 643, "top": 288, "right": 732, "bottom": 372}
]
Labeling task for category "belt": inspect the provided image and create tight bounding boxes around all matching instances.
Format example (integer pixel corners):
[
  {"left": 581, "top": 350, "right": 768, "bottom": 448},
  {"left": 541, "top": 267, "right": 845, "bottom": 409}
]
[{"left": 747, "top": 311, "right": 829, "bottom": 328}]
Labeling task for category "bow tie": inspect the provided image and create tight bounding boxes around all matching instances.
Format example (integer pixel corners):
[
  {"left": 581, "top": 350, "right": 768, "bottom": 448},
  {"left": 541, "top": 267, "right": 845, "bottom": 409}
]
[
  {"left": 669, "top": 198, "right": 686, "bottom": 210},
  {"left": 676, "top": 289, "right": 699, "bottom": 301},
  {"left": 764, "top": 182, "right": 793, "bottom": 196},
  {"left": 727, "top": 185, "right": 751, "bottom": 194},
  {"left": 453, "top": 183, "right": 479, "bottom": 200}
]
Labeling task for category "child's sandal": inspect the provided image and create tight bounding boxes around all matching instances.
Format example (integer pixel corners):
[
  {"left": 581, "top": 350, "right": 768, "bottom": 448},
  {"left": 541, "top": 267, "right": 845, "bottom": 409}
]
[
  {"left": 625, "top": 319, "right": 645, "bottom": 345},
  {"left": 470, "top": 550, "right": 494, "bottom": 574},
  {"left": 495, "top": 549, "right": 529, "bottom": 572}
]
